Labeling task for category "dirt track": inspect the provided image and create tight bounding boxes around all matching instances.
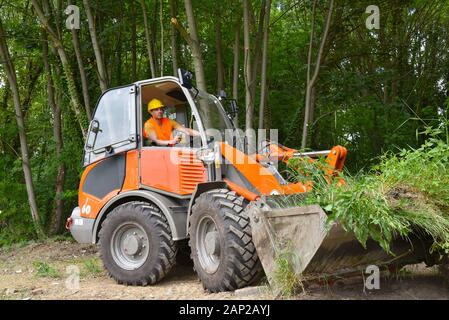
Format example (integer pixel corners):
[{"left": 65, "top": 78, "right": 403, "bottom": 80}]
[{"left": 0, "top": 239, "right": 448, "bottom": 300}]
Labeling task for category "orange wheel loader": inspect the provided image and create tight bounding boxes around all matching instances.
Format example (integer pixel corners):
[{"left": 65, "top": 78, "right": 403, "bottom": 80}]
[{"left": 66, "top": 69, "right": 442, "bottom": 292}]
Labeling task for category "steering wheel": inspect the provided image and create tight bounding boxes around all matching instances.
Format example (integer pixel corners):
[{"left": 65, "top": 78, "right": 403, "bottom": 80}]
[
  {"left": 258, "top": 139, "right": 272, "bottom": 155},
  {"left": 207, "top": 136, "right": 215, "bottom": 145}
]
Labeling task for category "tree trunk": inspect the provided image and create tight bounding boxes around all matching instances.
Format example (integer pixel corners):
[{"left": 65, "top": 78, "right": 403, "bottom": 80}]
[
  {"left": 54, "top": 0, "right": 62, "bottom": 40},
  {"left": 263, "top": 84, "right": 271, "bottom": 130},
  {"left": 232, "top": 18, "right": 241, "bottom": 127},
  {"left": 160, "top": 0, "right": 165, "bottom": 76},
  {"left": 42, "top": 30, "right": 66, "bottom": 235},
  {"left": 169, "top": 0, "right": 179, "bottom": 76},
  {"left": 140, "top": 0, "right": 156, "bottom": 78},
  {"left": 0, "top": 18, "right": 42, "bottom": 235},
  {"left": 249, "top": 0, "right": 266, "bottom": 105},
  {"left": 243, "top": 0, "right": 253, "bottom": 130},
  {"left": 215, "top": 6, "right": 225, "bottom": 94},
  {"left": 70, "top": 5, "right": 92, "bottom": 121},
  {"left": 31, "top": 0, "right": 87, "bottom": 137},
  {"left": 116, "top": 2, "right": 124, "bottom": 84},
  {"left": 21, "top": 60, "right": 43, "bottom": 118},
  {"left": 184, "top": 0, "right": 207, "bottom": 91},
  {"left": 131, "top": 3, "right": 137, "bottom": 82},
  {"left": 305, "top": 0, "right": 317, "bottom": 131},
  {"left": 301, "top": 0, "right": 334, "bottom": 149},
  {"left": 83, "top": 0, "right": 108, "bottom": 92},
  {"left": 152, "top": 0, "right": 159, "bottom": 73},
  {"left": 306, "top": 0, "right": 317, "bottom": 98},
  {"left": 243, "top": 0, "right": 258, "bottom": 153},
  {"left": 258, "top": 0, "right": 271, "bottom": 129}
]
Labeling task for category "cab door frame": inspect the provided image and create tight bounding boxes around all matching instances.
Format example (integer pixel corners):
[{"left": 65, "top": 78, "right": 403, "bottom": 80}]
[
  {"left": 79, "top": 84, "right": 138, "bottom": 219},
  {"left": 136, "top": 77, "right": 210, "bottom": 196}
]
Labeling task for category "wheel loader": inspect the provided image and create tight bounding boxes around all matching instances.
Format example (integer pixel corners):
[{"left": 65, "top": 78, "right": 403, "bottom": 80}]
[{"left": 66, "top": 69, "right": 442, "bottom": 292}]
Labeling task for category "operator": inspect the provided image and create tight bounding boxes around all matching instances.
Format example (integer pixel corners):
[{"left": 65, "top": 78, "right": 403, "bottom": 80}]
[{"left": 144, "top": 98, "right": 200, "bottom": 146}]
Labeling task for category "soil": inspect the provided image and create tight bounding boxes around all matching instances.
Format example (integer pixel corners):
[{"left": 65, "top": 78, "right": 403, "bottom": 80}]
[{"left": 0, "top": 239, "right": 448, "bottom": 300}]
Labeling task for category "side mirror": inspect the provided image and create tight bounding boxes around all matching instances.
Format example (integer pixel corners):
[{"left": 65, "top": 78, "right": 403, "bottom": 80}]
[
  {"left": 85, "top": 119, "right": 101, "bottom": 151},
  {"left": 216, "top": 91, "right": 238, "bottom": 120},
  {"left": 229, "top": 100, "right": 238, "bottom": 119},
  {"left": 177, "top": 68, "right": 193, "bottom": 89},
  {"left": 217, "top": 90, "right": 226, "bottom": 99},
  {"left": 226, "top": 99, "right": 239, "bottom": 120},
  {"left": 91, "top": 119, "right": 101, "bottom": 134}
]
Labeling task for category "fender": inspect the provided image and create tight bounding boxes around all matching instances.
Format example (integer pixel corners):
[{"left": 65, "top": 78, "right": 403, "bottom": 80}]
[
  {"left": 186, "top": 181, "right": 227, "bottom": 235},
  {"left": 92, "top": 190, "right": 188, "bottom": 243}
]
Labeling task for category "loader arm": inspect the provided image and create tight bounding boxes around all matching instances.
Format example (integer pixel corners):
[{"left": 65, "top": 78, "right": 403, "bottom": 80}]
[{"left": 256, "top": 141, "right": 347, "bottom": 180}]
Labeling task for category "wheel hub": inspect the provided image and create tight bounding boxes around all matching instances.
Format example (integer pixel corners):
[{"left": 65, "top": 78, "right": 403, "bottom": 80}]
[
  {"left": 123, "top": 234, "right": 141, "bottom": 256},
  {"left": 196, "top": 216, "right": 221, "bottom": 274},
  {"left": 111, "top": 223, "right": 149, "bottom": 270},
  {"left": 205, "top": 231, "right": 220, "bottom": 256}
]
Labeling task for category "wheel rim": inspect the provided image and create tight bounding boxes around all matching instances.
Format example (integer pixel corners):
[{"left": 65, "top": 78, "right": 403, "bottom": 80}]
[
  {"left": 196, "top": 216, "right": 221, "bottom": 274},
  {"left": 111, "top": 222, "right": 150, "bottom": 270}
]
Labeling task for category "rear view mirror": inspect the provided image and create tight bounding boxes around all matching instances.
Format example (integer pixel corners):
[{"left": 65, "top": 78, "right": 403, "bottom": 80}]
[
  {"left": 216, "top": 91, "right": 238, "bottom": 120},
  {"left": 85, "top": 119, "right": 101, "bottom": 151},
  {"left": 178, "top": 68, "right": 193, "bottom": 89},
  {"left": 91, "top": 119, "right": 101, "bottom": 134},
  {"left": 229, "top": 100, "right": 238, "bottom": 118},
  {"left": 218, "top": 90, "right": 226, "bottom": 99}
]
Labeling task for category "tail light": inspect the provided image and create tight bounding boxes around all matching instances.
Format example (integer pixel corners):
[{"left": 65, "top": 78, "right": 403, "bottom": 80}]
[{"left": 65, "top": 217, "right": 73, "bottom": 230}]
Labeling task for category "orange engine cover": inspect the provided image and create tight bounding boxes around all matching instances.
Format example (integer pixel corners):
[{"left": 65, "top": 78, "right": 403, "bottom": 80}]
[{"left": 140, "top": 148, "right": 207, "bottom": 195}]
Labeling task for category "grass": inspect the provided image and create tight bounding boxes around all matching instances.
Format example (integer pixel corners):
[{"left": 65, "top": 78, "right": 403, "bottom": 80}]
[
  {"left": 385, "top": 265, "right": 414, "bottom": 282},
  {"left": 271, "top": 249, "right": 304, "bottom": 298},
  {"left": 82, "top": 257, "right": 103, "bottom": 276},
  {"left": 33, "top": 261, "right": 61, "bottom": 278},
  {"left": 286, "top": 124, "right": 449, "bottom": 255}
]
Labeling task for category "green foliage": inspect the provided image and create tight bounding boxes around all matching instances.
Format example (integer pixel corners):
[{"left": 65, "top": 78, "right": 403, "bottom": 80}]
[
  {"left": 2, "top": 0, "right": 449, "bottom": 245},
  {"left": 0, "top": 156, "right": 37, "bottom": 246},
  {"left": 290, "top": 122, "right": 449, "bottom": 253},
  {"left": 33, "top": 261, "right": 61, "bottom": 278},
  {"left": 272, "top": 249, "right": 304, "bottom": 298},
  {"left": 82, "top": 257, "right": 103, "bottom": 275}
]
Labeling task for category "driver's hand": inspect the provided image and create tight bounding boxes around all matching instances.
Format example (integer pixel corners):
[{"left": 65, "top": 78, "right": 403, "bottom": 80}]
[{"left": 170, "top": 135, "right": 182, "bottom": 145}]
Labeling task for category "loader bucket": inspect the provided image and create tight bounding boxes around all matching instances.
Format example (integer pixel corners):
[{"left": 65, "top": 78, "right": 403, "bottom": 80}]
[{"left": 247, "top": 199, "right": 435, "bottom": 286}]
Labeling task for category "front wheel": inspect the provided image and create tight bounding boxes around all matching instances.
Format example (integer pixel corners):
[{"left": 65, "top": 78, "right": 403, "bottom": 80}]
[
  {"left": 189, "top": 189, "right": 263, "bottom": 292},
  {"left": 99, "top": 201, "right": 177, "bottom": 285}
]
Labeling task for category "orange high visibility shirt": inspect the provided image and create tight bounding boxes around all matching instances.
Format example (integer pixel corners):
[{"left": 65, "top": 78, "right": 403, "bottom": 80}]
[{"left": 144, "top": 117, "right": 180, "bottom": 141}]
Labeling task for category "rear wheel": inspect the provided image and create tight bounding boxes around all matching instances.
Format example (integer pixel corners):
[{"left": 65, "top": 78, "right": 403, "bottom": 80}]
[
  {"left": 99, "top": 201, "right": 177, "bottom": 285},
  {"left": 189, "top": 189, "right": 263, "bottom": 292}
]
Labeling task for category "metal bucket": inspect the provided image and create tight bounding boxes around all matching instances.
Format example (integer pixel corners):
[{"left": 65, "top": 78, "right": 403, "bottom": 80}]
[{"left": 247, "top": 199, "right": 435, "bottom": 285}]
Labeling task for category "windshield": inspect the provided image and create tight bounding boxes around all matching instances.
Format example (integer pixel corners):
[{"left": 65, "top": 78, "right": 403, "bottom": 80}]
[{"left": 189, "top": 90, "right": 233, "bottom": 131}]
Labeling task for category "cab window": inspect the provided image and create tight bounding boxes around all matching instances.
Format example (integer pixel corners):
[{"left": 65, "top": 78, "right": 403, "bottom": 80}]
[{"left": 84, "top": 85, "right": 136, "bottom": 165}]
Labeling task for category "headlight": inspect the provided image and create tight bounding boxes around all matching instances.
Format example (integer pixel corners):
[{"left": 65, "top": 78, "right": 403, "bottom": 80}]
[{"left": 196, "top": 148, "right": 215, "bottom": 163}]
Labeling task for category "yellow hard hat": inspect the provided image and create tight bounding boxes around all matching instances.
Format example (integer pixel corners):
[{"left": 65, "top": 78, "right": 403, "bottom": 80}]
[{"left": 148, "top": 98, "right": 165, "bottom": 112}]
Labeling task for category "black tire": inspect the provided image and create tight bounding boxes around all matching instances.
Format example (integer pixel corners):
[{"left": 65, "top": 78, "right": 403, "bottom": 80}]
[
  {"left": 98, "top": 201, "right": 177, "bottom": 285},
  {"left": 189, "top": 189, "right": 263, "bottom": 292}
]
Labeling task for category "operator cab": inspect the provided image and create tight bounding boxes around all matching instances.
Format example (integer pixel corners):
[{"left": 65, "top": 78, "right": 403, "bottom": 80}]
[
  {"left": 139, "top": 80, "right": 202, "bottom": 148},
  {"left": 83, "top": 72, "right": 236, "bottom": 168}
]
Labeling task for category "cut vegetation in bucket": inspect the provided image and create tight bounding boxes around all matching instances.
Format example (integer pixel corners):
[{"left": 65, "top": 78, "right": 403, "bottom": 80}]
[
  {"left": 249, "top": 124, "right": 449, "bottom": 294},
  {"left": 289, "top": 129, "right": 449, "bottom": 255}
]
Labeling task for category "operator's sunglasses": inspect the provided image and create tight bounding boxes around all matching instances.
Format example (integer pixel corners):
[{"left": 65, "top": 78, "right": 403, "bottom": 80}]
[{"left": 152, "top": 107, "right": 165, "bottom": 112}]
